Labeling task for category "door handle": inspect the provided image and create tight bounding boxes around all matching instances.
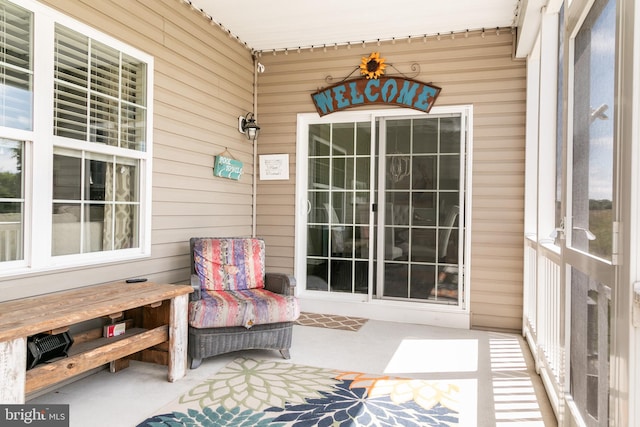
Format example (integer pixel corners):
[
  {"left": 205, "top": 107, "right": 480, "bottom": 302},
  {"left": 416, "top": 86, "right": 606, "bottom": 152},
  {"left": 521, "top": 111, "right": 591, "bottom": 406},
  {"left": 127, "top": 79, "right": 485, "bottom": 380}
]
[{"left": 572, "top": 227, "right": 596, "bottom": 240}]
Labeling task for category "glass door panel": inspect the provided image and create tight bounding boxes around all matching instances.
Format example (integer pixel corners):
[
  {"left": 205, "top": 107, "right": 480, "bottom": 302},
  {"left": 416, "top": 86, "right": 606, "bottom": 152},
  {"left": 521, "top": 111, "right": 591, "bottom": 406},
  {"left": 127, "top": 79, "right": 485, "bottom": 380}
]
[
  {"left": 306, "top": 122, "right": 370, "bottom": 294},
  {"left": 0, "top": 139, "right": 25, "bottom": 262},
  {"left": 380, "top": 116, "right": 462, "bottom": 304}
]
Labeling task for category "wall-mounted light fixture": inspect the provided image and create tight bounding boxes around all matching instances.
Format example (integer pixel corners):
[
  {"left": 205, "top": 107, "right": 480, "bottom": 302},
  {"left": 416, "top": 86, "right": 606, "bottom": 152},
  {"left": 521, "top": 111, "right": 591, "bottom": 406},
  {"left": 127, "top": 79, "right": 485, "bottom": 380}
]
[{"left": 238, "top": 112, "right": 260, "bottom": 141}]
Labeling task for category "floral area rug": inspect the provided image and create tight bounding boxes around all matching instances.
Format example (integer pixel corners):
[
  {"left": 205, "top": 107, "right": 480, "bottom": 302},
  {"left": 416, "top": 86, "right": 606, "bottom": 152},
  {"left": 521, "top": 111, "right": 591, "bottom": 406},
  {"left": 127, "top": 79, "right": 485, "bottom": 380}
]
[{"left": 137, "top": 357, "right": 461, "bottom": 426}]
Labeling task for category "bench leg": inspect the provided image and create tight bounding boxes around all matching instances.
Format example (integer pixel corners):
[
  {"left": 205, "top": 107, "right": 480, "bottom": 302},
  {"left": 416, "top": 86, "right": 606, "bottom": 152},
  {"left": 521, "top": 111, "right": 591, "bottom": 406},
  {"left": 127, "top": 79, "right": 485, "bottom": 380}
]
[
  {"left": 190, "top": 358, "right": 203, "bottom": 369},
  {"left": 0, "top": 337, "right": 27, "bottom": 403},
  {"left": 279, "top": 349, "right": 291, "bottom": 359},
  {"left": 168, "top": 294, "right": 189, "bottom": 381}
]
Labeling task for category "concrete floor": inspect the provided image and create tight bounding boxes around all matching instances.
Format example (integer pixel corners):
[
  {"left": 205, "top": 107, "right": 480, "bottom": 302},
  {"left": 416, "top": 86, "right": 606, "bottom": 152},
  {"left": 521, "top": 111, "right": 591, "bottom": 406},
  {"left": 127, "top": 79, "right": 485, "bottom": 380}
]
[{"left": 31, "top": 320, "right": 558, "bottom": 426}]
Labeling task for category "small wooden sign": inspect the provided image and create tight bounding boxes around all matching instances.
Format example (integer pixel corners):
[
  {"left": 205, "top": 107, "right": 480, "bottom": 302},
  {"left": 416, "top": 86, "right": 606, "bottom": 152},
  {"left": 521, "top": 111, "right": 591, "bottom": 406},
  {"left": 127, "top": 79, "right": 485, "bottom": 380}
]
[{"left": 213, "top": 155, "right": 243, "bottom": 180}]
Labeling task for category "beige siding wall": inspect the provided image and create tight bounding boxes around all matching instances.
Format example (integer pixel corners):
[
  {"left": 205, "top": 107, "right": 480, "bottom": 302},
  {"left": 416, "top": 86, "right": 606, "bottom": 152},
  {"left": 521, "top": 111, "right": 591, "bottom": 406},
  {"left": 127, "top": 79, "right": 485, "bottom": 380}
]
[
  {"left": 1, "top": 1, "right": 526, "bottom": 331},
  {"left": 0, "top": 0, "right": 254, "bottom": 301},
  {"left": 256, "top": 32, "right": 526, "bottom": 330}
]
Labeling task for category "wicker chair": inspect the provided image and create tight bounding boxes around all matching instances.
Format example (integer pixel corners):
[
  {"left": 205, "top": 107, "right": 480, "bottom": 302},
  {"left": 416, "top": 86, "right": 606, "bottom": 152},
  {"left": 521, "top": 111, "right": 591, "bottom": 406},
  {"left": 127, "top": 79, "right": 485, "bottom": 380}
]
[{"left": 187, "top": 237, "right": 299, "bottom": 369}]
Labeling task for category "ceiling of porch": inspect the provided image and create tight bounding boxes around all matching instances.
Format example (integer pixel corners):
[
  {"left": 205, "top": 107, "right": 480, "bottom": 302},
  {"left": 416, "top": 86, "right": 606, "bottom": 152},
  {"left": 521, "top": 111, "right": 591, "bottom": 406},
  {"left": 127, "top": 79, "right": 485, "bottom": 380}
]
[{"left": 183, "top": 0, "right": 525, "bottom": 53}]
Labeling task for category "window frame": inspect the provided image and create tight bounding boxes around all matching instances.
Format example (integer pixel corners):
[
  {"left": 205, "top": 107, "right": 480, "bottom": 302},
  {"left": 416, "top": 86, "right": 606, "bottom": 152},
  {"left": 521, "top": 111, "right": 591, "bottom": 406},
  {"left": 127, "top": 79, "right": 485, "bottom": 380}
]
[{"left": 0, "top": 0, "right": 153, "bottom": 277}]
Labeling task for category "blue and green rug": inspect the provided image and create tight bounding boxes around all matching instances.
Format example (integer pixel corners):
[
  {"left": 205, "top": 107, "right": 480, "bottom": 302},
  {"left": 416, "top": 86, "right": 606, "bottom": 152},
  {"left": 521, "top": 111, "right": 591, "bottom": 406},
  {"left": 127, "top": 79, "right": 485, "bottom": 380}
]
[{"left": 137, "top": 357, "right": 462, "bottom": 426}]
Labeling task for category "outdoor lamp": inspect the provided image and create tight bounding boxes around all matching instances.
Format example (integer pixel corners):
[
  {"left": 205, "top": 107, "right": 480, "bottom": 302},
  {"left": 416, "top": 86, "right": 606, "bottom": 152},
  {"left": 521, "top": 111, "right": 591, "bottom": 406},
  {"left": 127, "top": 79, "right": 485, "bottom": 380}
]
[{"left": 238, "top": 112, "right": 260, "bottom": 141}]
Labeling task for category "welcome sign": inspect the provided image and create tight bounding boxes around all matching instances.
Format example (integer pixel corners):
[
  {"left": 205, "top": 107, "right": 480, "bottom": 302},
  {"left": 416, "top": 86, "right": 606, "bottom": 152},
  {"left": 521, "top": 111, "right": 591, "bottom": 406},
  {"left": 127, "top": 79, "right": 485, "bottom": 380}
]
[
  {"left": 311, "top": 76, "right": 441, "bottom": 116},
  {"left": 213, "top": 155, "right": 243, "bottom": 180}
]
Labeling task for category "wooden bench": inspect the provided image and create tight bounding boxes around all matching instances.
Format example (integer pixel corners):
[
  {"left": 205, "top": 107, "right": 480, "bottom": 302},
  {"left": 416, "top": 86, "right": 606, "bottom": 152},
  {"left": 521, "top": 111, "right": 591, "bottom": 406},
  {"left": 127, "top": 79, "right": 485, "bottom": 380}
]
[{"left": 0, "top": 281, "right": 192, "bottom": 404}]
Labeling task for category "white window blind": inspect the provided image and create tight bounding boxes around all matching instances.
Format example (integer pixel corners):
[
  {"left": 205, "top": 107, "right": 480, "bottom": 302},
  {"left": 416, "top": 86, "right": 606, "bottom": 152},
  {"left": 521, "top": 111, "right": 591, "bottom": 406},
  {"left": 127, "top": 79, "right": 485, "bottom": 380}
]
[
  {"left": 0, "top": 1, "right": 32, "bottom": 130},
  {"left": 54, "top": 24, "right": 147, "bottom": 151}
]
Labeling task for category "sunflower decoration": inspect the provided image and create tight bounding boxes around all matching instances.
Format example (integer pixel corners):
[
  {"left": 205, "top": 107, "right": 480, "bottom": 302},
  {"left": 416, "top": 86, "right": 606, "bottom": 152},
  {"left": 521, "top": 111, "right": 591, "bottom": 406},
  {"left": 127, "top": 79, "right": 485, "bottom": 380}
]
[{"left": 360, "top": 52, "right": 387, "bottom": 79}]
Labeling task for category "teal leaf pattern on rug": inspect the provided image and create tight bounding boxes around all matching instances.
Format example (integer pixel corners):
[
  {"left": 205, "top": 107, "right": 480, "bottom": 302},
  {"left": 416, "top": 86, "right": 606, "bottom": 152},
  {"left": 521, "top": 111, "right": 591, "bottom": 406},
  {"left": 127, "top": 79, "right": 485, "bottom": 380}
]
[
  {"left": 180, "top": 358, "right": 340, "bottom": 411},
  {"left": 139, "top": 406, "right": 283, "bottom": 426},
  {"left": 265, "top": 379, "right": 458, "bottom": 427}
]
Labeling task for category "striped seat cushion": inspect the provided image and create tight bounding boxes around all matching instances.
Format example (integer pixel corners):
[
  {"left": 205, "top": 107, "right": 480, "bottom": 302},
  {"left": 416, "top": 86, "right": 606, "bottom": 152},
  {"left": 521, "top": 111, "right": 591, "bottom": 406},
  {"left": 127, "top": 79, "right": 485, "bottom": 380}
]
[
  {"left": 193, "top": 238, "right": 265, "bottom": 291},
  {"left": 188, "top": 288, "right": 300, "bottom": 329}
]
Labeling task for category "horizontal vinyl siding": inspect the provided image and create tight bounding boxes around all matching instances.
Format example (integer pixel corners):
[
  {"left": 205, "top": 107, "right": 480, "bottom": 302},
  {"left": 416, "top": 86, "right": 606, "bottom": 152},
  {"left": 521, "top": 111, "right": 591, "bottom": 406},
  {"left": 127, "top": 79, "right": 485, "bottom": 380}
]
[
  {"left": 256, "top": 31, "right": 526, "bottom": 331},
  {"left": 0, "top": 0, "right": 254, "bottom": 301}
]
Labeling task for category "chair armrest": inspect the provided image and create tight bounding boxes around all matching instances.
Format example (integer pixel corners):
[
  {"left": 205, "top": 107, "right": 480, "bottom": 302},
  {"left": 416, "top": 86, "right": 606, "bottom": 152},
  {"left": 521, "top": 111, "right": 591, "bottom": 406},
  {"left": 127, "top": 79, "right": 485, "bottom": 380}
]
[
  {"left": 265, "top": 272, "right": 296, "bottom": 296},
  {"left": 190, "top": 274, "right": 202, "bottom": 301}
]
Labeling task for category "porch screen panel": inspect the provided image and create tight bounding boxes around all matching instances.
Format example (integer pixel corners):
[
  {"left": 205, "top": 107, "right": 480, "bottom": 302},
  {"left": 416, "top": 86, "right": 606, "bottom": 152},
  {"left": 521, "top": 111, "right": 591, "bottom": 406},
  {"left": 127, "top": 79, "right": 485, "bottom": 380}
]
[
  {"left": 568, "top": 0, "right": 616, "bottom": 425},
  {"left": 570, "top": 0, "right": 615, "bottom": 260}
]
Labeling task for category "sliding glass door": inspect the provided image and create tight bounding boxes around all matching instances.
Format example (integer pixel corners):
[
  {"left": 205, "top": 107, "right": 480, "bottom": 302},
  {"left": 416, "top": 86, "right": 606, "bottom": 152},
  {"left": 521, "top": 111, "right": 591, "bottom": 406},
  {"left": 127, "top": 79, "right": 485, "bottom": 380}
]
[{"left": 302, "top": 109, "right": 468, "bottom": 308}]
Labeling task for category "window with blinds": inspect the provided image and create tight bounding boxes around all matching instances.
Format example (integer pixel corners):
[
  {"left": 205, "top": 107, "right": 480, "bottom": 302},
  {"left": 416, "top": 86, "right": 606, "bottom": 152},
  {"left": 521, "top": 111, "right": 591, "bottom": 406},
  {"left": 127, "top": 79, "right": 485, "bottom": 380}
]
[
  {"left": 51, "top": 24, "right": 148, "bottom": 256},
  {"left": 0, "top": 1, "right": 29, "bottom": 263},
  {"left": 0, "top": 1, "right": 32, "bottom": 131},
  {"left": 0, "top": 0, "right": 152, "bottom": 272},
  {"left": 54, "top": 24, "right": 147, "bottom": 151}
]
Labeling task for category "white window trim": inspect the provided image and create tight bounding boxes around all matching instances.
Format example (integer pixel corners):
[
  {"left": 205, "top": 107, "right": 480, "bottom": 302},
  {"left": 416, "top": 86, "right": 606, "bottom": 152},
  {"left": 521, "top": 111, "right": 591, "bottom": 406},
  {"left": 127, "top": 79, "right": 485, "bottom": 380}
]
[
  {"left": 0, "top": 0, "right": 153, "bottom": 278},
  {"left": 537, "top": 9, "right": 561, "bottom": 248}
]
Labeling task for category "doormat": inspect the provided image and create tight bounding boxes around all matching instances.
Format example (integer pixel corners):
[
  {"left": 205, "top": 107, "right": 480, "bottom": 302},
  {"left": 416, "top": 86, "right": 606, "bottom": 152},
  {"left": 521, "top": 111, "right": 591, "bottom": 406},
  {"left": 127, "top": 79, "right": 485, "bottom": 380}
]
[
  {"left": 137, "top": 357, "right": 464, "bottom": 426},
  {"left": 294, "top": 312, "right": 368, "bottom": 332}
]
